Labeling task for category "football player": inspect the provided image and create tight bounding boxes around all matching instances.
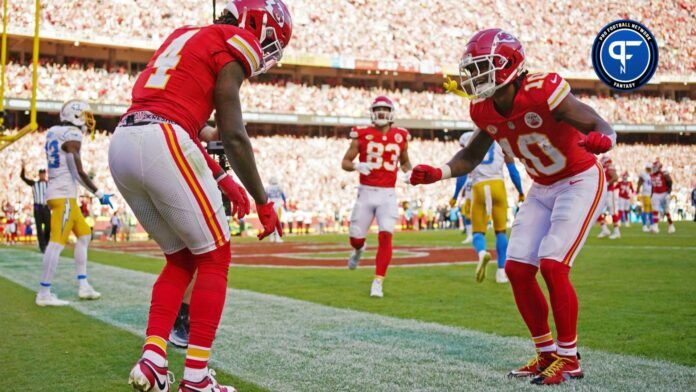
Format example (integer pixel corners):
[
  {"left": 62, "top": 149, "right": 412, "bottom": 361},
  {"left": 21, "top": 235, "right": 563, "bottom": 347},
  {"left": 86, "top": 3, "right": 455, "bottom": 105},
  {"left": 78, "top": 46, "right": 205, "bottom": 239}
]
[
  {"left": 266, "top": 177, "right": 287, "bottom": 242},
  {"left": 596, "top": 156, "right": 620, "bottom": 239},
  {"left": 616, "top": 172, "right": 634, "bottom": 226},
  {"left": 637, "top": 164, "right": 656, "bottom": 232},
  {"left": 452, "top": 175, "right": 473, "bottom": 243},
  {"left": 650, "top": 160, "right": 675, "bottom": 233},
  {"left": 37, "top": 99, "right": 111, "bottom": 306},
  {"left": 341, "top": 96, "right": 412, "bottom": 298},
  {"left": 455, "top": 131, "right": 524, "bottom": 283},
  {"left": 409, "top": 29, "right": 616, "bottom": 385},
  {"left": 109, "top": 1, "right": 290, "bottom": 391}
]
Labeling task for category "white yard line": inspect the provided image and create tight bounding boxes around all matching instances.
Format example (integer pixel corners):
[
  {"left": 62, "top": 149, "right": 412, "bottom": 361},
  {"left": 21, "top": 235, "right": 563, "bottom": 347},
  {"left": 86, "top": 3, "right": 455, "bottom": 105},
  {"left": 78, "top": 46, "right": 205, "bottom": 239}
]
[{"left": 1, "top": 248, "right": 693, "bottom": 391}]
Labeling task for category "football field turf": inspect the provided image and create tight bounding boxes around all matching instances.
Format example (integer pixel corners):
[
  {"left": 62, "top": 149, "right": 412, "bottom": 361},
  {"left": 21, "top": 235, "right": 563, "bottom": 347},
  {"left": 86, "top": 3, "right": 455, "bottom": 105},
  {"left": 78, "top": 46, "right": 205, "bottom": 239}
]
[{"left": 1, "top": 222, "right": 694, "bottom": 391}]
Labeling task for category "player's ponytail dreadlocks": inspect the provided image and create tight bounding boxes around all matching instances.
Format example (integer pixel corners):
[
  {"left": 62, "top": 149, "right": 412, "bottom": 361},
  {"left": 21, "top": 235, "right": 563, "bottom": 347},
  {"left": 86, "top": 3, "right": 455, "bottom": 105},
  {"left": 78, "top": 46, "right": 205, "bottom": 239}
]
[{"left": 214, "top": 10, "right": 238, "bottom": 26}]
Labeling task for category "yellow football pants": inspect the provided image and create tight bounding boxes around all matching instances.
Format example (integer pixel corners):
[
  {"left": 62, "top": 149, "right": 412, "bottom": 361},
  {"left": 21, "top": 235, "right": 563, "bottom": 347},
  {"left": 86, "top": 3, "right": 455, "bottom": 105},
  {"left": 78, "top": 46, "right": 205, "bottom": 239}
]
[
  {"left": 471, "top": 179, "right": 507, "bottom": 233},
  {"left": 48, "top": 198, "right": 91, "bottom": 245},
  {"left": 639, "top": 195, "right": 652, "bottom": 213}
]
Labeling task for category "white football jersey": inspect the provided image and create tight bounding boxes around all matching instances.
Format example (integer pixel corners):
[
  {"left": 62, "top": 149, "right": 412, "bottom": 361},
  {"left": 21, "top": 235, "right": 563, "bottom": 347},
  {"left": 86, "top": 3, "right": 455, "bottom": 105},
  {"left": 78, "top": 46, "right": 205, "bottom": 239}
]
[
  {"left": 638, "top": 171, "right": 652, "bottom": 196},
  {"left": 266, "top": 184, "right": 286, "bottom": 205},
  {"left": 45, "top": 125, "right": 83, "bottom": 200},
  {"left": 459, "top": 131, "right": 505, "bottom": 184}
]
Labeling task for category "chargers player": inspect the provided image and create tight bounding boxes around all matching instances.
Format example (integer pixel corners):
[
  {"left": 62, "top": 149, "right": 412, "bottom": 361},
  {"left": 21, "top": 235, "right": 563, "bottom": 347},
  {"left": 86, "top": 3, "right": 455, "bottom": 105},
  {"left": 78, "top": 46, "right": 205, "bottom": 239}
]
[
  {"left": 597, "top": 156, "right": 619, "bottom": 239},
  {"left": 266, "top": 177, "right": 287, "bottom": 242},
  {"left": 452, "top": 175, "right": 474, "bottom": 243},
  {"left": 409, "top": 29, "right": 616, "bottom": 385},
  {"left": 616, "top": 172, "right": 634, "bottom": 226},
  {"left": 650, "top": 161, "right": 675, "bottom": 233},
  {"left": 37, "top": 100, "right": 111, "bottom": 306},
  {"left": 110, "top": 1, "right": 290, "bottom": 391},
  {"left": 455, "top": 131, "right": 524, "bottom": 283},
  {"left": 637, "top": 164, "right": 656, "bottom": 232},
  {"left": 341, "top": 96, "right": 412, "bottom": 298}
]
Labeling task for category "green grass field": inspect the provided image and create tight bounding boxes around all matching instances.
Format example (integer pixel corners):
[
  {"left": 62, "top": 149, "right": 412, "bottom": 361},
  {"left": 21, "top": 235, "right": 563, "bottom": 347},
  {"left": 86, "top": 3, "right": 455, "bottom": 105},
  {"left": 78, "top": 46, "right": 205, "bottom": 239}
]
[{"left": 1, "top": 222, "right": 694, "bottom": 391}]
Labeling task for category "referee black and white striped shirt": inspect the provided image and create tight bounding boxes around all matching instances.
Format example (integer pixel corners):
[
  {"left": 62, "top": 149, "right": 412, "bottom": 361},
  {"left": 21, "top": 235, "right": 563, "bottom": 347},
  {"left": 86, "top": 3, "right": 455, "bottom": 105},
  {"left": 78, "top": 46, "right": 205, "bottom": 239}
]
[{"left": 21, "top": 168, "right": 48, "bottom": 206}]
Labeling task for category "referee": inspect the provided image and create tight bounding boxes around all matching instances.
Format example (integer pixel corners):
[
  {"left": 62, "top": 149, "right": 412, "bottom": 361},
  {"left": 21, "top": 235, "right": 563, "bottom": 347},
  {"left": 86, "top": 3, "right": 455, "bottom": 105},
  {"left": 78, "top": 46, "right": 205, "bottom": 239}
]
[{"left": 21, "top": 162, "right": 50, "bottom": 253}]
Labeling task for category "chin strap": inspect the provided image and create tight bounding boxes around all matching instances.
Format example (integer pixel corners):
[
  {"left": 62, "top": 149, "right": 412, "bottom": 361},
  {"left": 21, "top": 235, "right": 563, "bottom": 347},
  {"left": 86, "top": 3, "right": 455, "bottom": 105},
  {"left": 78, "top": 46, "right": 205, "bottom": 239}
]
[{"left": 443, "top": 77, "right": 476, "bottom": 99}]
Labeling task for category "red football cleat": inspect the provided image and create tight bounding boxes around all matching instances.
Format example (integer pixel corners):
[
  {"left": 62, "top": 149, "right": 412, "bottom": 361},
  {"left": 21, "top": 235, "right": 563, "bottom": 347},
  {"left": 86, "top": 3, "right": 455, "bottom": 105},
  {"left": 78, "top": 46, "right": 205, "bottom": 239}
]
[
  {"left": 507, "top": 351, "right": 556, "bottom": 378},
  {"left": 178, "top": 369, "right": 236, "bottom": 392},
  {"left": 128, "top": 358, "right": 173, "bottom": 391},
  {"left": 531, "top": 354, "right": 584, "bottom": 385}
]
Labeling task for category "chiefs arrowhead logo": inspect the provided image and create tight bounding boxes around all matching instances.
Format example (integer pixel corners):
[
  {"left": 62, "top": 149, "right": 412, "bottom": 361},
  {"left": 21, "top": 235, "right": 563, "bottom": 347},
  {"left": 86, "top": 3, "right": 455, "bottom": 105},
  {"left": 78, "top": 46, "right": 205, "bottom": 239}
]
[
  {"left": 366, "top": 134, "right": 374, "bottom": 141},
  {"left": 486, "top": 125, "right": 498, "bottom": 135},
  {"left": 394, "top": 133, "right": 403, "bottom": 143},
  {"left": 524, "top": 112, "right": 543, "bottom": 129}
]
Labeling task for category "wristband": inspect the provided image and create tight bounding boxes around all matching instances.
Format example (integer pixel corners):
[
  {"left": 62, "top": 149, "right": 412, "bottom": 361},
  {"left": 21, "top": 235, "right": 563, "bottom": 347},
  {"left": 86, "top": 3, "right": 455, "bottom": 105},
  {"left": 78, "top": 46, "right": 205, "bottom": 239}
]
[
  {"left": 215, "top": 172, "right": 228, "bottom": 183},
  {"left": 94, "top": 189, "right": 104, "bottom": 199},
  {"left": 439, "top": 164, "right": 452, "bottom": 180}
]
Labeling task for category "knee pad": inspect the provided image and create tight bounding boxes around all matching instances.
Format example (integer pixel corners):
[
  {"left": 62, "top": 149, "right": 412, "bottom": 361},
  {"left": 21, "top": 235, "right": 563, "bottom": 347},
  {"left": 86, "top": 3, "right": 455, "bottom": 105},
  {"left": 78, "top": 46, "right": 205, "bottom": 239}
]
[{"left": 350, "top": 237, "right": 366, "bottom": 250}]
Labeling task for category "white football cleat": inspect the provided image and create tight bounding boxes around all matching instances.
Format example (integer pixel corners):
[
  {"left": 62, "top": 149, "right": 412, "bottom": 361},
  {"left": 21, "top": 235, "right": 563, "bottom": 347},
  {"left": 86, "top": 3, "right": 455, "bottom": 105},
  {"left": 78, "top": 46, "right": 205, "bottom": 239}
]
[
  {"left": 129, "top": 358, "right": 173, "bottom": 392},
  {"left": 642, "top": 225, "right": 649, "bottom": 232},
  {"left": 78, "top": 283, "right": 102, "bottom": 300},
  {"left": 668, "top": 224, "right": 676, "bottom": 234},
  {"left": 495, "top": 268, "right": 509, "bottom": 283},
  {"left": 651, "top": 224, "right": 659, "bottom": 234},
  {"left": 348, "top": 244, "right": 366, "bottom": 270},
  {"left": 475, "top": 251, "right": 491, "bottom": 283},
  {"left": 624, "top": 221, "right": 631, "bottom": 228},
  {"left": 36, "top": 292, "right": 69, "bottom": 307},
  {"left": 597, "top": 226, "right": 611, "bottom": 238},
  {"left": 178, "top": 369, "right": 236, "bottom": 392},
  {"left": 370, "top": 278, "right": 383, "bottom": 298},
  {"left": 462, "top": 235, "right": 473, "bottom": 244},
  {"left": 609, "top": 227, "right": 621, "bottom": 240}
]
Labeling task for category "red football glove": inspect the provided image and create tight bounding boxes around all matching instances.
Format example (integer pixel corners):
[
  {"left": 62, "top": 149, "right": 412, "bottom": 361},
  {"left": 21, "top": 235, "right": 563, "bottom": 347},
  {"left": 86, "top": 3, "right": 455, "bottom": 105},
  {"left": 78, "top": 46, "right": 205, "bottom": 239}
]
[
  {"left": 409, "top": 164, "right": 443, "bottom": 185},
  {"left": 578, "top": 131, "right": 613, "bottom": 154},
  {"left": 256, "top": 201, "right": 282, "bottom": 240},
  {"left": 216, "top": 174, "right": 250, "bottom": 220}
]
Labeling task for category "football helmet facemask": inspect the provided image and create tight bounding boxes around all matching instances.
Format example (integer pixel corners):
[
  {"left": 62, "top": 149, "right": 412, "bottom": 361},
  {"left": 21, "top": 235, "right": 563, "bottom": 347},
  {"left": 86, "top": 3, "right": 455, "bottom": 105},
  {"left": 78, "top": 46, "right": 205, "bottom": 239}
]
[{"left": 370, "top": 96, "right": 395, "bottom": 127}]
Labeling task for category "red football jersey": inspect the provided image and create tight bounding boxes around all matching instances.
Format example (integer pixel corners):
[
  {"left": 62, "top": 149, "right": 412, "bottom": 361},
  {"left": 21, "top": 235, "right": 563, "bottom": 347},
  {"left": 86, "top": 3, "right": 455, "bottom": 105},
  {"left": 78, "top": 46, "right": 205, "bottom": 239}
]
[
  {"left": 616, "top": 180, "right": 634, "bottom": 199},
  {"left": 350, "top": 126, "right": 409, "bottom": 188},
  {"left": 127, "top": 24, "right": 262, "bottom": 137},
  {"left": 651, "top": 172, "right": 668, "bottom": 193},
  {"left": 470, "top": 72, "right": 597, "bottom": 186}
]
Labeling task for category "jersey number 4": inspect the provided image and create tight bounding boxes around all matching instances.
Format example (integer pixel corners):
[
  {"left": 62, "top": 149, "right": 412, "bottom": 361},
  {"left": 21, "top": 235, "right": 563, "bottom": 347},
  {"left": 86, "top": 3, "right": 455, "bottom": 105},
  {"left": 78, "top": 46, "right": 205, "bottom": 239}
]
[
  {"left": 366, "top": 142, "right": 400, "bottom": 171},
  {"left": 145, "top": 29, "right": 199, "bottom": 89}
]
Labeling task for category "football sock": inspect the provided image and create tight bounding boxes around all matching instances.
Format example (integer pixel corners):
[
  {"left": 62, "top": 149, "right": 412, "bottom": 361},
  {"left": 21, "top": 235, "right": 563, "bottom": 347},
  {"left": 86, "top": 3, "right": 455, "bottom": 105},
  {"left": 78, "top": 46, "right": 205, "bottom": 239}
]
[
  {"left": 612, "top": 214, "right": 620, "bottom": 228},
  {"left": 145, "top": 248, "right": 195, "bottom": 341},
  {"left": 142, "top": 336, "right": 168, "bottom": 367},
  {"left": 375, "top": 231, "right": 393, "bottom": 277},
  {"left": 653, "top": 211, "right": 659, "bottom": 224},
  {"left": 187, "top": 241, "right": 231, "bottom": 373},
  {"left": 666, "top": 213, "right": 673, "bottom": 225},
  {"left": 472, "top": 232, "right": 486, "bottom": 254},
  {"left": 39, "top": 241, "right": 65, "bottom": 295},
  {"left": 74, "top": 234, "right": 91, "bottom": 287},
  {"left": 184, "top": 344, "right": 210, "bottom": 381},
  {"left": 349, "top": 237, "right": 365, "bottom": 250},
  {"left": 505, "top": 260, "right": 555, "bottom": 352},
  {"left": 539, "top": 259, "right": 578, "bottom": 357},
  {"left": 495, "top": 232, "right": 507, "bottom": 269}
]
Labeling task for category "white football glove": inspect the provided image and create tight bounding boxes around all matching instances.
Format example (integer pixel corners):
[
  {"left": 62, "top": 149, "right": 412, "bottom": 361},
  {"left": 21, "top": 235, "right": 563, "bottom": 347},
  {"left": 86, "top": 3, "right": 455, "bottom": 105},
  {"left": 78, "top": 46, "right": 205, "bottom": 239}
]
[
  {"left": 403, "top": 171, "right": 413, "bottom": 185},
  {"left": 353, "top": 162, "right": 373, "bottom": 176}
]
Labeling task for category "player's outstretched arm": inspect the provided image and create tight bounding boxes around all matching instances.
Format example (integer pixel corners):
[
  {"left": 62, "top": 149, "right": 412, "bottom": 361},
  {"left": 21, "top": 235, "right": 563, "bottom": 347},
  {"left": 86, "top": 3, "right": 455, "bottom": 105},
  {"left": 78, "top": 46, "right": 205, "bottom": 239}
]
[
  {"left": 554, "top": 93, "right": 616, "bottom": 154},
  {"left": 214, "top": 61, "right": 268, "bottom": 205},
  {"left": 63, "top": 141, "right": 113, "bottom": 207},
  {"left": 20, "top": 162, "right": 35, "bottom": 186},
  {"left": 410, "top": 129, "right": 493, "bottom": 185}
]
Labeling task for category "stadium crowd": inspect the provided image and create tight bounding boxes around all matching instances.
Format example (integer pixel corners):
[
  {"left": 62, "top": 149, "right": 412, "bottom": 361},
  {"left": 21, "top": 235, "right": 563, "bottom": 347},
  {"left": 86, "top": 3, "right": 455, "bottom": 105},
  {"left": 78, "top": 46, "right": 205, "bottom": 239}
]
[
  {"left": 10, "top": 0, "right": 694, "bottom": 75},
  {"left": 2, "top": 131, "right": 694, "bottom": 240},
  {"left": 5, "top": 62, "right": 695, "bottom": 124}
]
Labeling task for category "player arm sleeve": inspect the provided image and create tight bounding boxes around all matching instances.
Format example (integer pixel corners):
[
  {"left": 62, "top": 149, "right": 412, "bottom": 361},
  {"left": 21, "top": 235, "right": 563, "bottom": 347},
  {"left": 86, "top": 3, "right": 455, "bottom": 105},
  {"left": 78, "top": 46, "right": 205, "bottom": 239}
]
[
  {"left": 506, "top": 162, "right": 524, "bottom": 194},
  {"left": 453, "top": 175, "right": 468, "bottom": 200}
]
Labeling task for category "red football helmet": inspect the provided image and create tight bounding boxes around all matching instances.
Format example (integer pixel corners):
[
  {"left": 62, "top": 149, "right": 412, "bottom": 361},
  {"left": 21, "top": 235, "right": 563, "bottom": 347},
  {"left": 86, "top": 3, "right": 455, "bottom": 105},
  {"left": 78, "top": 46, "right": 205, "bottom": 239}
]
[
  {"left": 370, "top": 96, "right": 395, "bottom": 126},
  {"left": 621, "top": 171, "right": 629, "bottom": 180},
  {"left": 652, "top": 160, "right": 662, "bottom": 172},
  {"left": 459, "top": 28, "right": 526, "bottom": 99},
  {"left": 225, "top": 0, "right": 293, "bottom": 75},
  {"left": 600, "top": 155, "right": 613, "bottom": 167}
]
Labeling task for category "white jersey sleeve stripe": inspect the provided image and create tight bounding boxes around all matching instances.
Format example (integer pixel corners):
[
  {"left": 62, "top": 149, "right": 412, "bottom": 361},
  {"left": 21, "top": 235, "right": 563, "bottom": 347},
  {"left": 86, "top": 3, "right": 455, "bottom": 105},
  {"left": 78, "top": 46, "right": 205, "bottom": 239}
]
[
  {"left": 547, "top": 80, "right": 570, "bottom": 111},
  {"left": 227, "top": 35, "right": 260, "bottom": 73}
]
